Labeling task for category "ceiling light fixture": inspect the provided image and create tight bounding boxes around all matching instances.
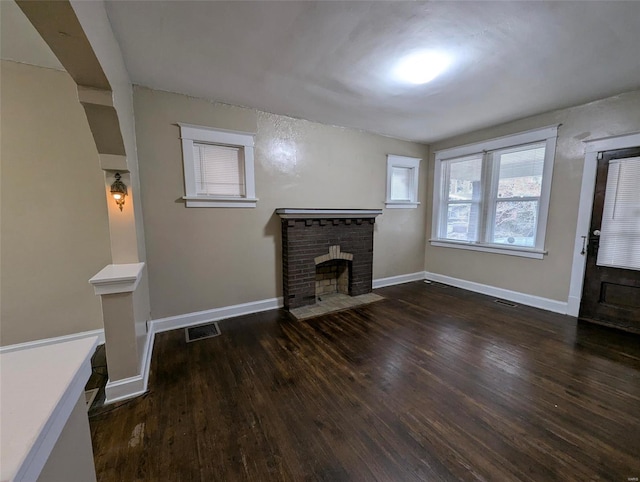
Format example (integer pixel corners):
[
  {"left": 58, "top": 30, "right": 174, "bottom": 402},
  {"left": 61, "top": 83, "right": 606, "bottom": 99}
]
[{"left": 394, "top": 51, "right": 451, "bottom": 85}]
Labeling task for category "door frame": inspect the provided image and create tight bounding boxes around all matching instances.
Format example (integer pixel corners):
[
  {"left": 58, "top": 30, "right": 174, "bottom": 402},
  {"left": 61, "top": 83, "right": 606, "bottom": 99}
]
[{"left": 567, "top": 131, "right": 640, "bottom": 316}]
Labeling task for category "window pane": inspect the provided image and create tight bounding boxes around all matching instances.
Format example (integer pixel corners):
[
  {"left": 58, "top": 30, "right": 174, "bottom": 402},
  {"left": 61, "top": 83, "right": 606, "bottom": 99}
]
[
  {"left": 390, "top": 166, "right": 412, "bottom": 201},
  {"left": 442, "top": 156, "right": 482, "bottom": 241},
  {"left": 193, "top": 143, "right": 245, "bottom": 197},
  {"left": 448, "top": 157, "right": 482, "bottom": 201},
  {"left": 597, "top": 157, "right": 640, "bottom": 270},
  {"left": 496, "top": 144, "right": 545, "bottom": 199},
  {"left": 492, "top": 200, "right": 538, "bottom": 247},
  {"left": 445, "top": 203, "right": 477, "bottom": 241}
]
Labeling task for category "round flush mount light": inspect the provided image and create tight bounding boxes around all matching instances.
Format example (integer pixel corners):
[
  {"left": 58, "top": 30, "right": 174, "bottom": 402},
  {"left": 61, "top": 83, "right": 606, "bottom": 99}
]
[{"left": 394, "top": 51, "right": 451, "bottom": 85}]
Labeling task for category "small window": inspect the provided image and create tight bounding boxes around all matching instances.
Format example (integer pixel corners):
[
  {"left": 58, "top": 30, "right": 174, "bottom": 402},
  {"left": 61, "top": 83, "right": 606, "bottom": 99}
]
[
  {"left": 386, "top": 155, "right": 421, "bottom": 208},
  {"left": 179, "top": 123, "right": 257, "bottom": 208},
  {"left": 193, "top": 143, "right": 245, "bottom": 197},
  {"left": 431, "top": 125, "right": 558, "bottom": 258}
]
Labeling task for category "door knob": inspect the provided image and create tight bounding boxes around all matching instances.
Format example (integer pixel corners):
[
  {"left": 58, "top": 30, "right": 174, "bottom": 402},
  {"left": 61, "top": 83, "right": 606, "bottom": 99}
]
[{"left": 593, "top": 229, "right": 601, "bottom": 236}]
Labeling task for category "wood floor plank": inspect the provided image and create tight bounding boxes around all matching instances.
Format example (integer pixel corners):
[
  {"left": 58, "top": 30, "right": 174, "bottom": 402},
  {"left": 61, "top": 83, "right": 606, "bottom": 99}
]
[{"left": 89, "top": 282, "right": 640, "bottom": 481}]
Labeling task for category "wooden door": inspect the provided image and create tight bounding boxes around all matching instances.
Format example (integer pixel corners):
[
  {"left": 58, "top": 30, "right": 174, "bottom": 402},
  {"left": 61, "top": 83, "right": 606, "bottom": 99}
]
[{"left": 578, "top": 146, "right": 640, "bottom": 333}]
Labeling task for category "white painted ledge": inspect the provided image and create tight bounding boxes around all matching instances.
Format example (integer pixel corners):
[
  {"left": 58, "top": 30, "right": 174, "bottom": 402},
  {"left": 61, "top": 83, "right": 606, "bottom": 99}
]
[
  {"left": 0, "top": 337, "right": 98, "bottom": 482},
  {"left": 89, "top": 262, "right": 145, "bottom": 295},
  {"left": 429, "top": 239, "right": 547, "bottom": 259},
  {"left": 276, "top": 208, "right": 382, "bottom": 219},
  {"left": 182, "top": 196, "right": 258, "bottom": 208},
  {"left": 385, "top": 202, "right": 420, "bottom": 209}
]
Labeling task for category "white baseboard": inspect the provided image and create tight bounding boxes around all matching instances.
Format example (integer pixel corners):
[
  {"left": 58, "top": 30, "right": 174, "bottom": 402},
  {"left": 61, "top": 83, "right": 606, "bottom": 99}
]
[
  {"left": 104, "top": 373, "right": 146, "bottom": 404},
  {"left": 152, "top": 273, "right": 430, "bottom": 335},
  {"left": 150, "top": 296, "right": 284, "bottom": 334},
  {"left": 372, "top": 271, "right": 426, "bottom": 289},
  {"left": 105, "top": 329, "right": 155, "bottom": 404},
  {"left": 424, "top": 272, "right": 568, "bottom": 315},
  {"left": 0, "top": 328, "right": 105, "bottom": 354}
]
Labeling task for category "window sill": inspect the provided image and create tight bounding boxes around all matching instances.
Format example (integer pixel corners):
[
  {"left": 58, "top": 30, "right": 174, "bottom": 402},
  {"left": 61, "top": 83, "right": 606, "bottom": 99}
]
[
  {"left": 385, "top": 201, "right": 420, "bottom": 209},
  {"left": 182, "top": 196, "right": 258, "bottom": 208},
  {"left": 429, "top": 239, "right": 547, "bottom": 259}
]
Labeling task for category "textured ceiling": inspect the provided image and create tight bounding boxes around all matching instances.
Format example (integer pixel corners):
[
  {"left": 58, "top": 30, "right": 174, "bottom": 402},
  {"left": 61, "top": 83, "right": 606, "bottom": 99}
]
[
  {"left": 4, "top": 1, "right": 640, "bottom": 144},
  {"left": 103, "top": 1, "right": 640, "bottom": 143}
]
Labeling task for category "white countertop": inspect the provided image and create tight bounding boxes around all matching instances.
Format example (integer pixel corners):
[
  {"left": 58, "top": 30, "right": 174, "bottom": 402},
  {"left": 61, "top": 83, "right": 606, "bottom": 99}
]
[{"left": 0, "top": 337, "right": 98, "bottom": 482}]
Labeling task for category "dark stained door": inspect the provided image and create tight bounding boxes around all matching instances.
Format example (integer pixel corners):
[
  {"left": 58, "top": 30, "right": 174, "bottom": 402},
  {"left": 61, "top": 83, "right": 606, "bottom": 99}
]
[{"left": 579, "top": 146, "right": 640, "bottom": 333}]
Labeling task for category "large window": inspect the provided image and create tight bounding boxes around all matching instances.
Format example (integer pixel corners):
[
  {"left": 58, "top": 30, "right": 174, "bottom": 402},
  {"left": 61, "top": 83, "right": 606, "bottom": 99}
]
[
  {"left": 431, "top": 126, "right": 558, "bottom": 258},
  {"left": 179, "top": 123, "right": 257, "bottom": 208}
]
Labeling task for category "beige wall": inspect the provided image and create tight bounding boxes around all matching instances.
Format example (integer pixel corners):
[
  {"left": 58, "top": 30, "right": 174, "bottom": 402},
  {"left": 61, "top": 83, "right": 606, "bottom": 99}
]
[
  {"left": 426, "top": 90, "right": 640, "bottom": 302},
  {"left": 0, "top": 60, "right": 111, "bottom": 345},
  {"left": 133, "top": 86, "right": 429, "bottom": 319}
]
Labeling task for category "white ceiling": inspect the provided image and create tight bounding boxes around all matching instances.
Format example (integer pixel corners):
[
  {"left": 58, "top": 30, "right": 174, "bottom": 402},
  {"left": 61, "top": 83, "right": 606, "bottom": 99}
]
[
  {"left": 4, "top": 1, "right": 640, "bottom": 144},
  {"left": 102, "top": 1, "right": 640, "bottom": 143}
]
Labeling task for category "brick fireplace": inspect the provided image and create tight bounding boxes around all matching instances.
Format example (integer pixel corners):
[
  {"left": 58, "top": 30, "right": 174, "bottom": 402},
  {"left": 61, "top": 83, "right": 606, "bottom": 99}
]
[{"left": 276, "top": 209, "right": 383, "bottom": 310}]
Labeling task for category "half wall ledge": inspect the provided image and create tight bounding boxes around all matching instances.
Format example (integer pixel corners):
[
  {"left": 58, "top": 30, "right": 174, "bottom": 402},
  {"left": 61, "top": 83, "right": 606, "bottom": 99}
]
[{"left": 89, "top": 262, "right": 145, "bottom": 295}]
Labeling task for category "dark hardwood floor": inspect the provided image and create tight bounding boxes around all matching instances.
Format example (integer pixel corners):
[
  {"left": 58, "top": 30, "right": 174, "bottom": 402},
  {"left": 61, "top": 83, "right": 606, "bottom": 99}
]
[{"left": 89, "top": 282, "right": 640, "bottom": 481}]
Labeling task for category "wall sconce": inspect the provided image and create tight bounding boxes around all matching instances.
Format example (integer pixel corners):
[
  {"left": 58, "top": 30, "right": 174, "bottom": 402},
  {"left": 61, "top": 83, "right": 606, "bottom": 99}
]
[{"left": 110, "top": 172, "right": 127, "bottom": 211}]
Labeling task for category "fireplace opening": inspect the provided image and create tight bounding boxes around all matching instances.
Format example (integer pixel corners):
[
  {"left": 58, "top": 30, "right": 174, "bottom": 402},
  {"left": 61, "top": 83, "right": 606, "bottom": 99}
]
[{"left": 315, "top": 259, "right": 351, "bottom": 300}]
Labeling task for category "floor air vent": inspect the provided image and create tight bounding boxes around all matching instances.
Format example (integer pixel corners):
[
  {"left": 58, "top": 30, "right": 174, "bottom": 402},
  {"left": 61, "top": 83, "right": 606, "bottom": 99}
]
[
  {"left": 186, "top": 322, "right": 221, "bottom": 342},
  {"left": 494, "top": 299, "right": 518, "bottom": 308}
]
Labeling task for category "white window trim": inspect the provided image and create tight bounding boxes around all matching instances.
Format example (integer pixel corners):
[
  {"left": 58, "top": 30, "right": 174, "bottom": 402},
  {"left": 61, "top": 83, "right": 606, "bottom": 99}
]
[
  {"left": 178, "top": 123, "right": 257, "bottom": 208},
  {"left": 431, "top": 125, "right": 558, "bottom": 258},
  {"left": 386, "top": 154, "right": 421, "bottom": 209}
]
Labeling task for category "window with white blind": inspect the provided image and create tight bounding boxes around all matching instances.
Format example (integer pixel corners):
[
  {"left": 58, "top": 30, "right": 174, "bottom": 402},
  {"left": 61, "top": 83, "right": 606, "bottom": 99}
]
[
  {"left": 597, "top": 156, "right": 640, "bottom": 270},
  {"left": 386, "top": 155, "right": 421, "bottom": 208},
  {"left": 179, "top": 123, "right": 257, "bottom": 208},
  {"left": 193, "top": 143, "right": 245, "bottom": 197},
  {"left": 431, "top": 126, "right": 558, "bottom": 258}
]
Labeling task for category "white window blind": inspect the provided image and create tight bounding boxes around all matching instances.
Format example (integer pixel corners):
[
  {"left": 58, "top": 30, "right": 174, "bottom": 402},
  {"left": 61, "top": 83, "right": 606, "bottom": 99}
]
[
  {"left": 390, "top": 167, "right": 412, "bottom": 201},
  {"left": 179, "top": 123, "right": 256, "bottom": 208},
  {"left": 193, "top": 143, "right": 245, "bottom": 197},
  {"left": 597, "top": 156, "right": 640, "bottom": 271}
]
